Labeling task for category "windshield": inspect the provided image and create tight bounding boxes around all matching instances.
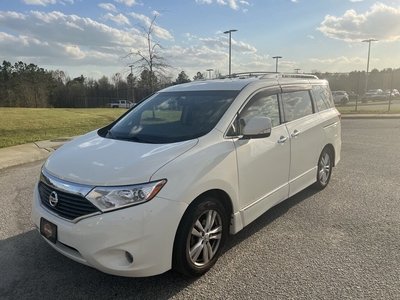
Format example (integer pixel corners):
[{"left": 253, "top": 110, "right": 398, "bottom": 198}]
[{"left": 107, "top": 90, "right": 238, "bottom": 143}]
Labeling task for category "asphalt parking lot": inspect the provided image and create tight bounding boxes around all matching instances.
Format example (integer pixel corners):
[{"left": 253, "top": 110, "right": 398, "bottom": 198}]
[{"left": 0, "top": 118, "right": 399, "bottom": 300}]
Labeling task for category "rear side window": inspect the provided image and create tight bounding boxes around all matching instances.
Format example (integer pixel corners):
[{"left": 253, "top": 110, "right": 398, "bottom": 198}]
[
  {"left": 312, "top": 85, "right": 334, "bottom": 111},
  {"left": 282, "top": 90, "right": 313, "bottom": 122}
]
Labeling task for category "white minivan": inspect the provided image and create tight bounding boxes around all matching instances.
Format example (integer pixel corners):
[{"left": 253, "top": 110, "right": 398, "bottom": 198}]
[{"left": 31, "top": 73, "right": 341, "bottom": 277}]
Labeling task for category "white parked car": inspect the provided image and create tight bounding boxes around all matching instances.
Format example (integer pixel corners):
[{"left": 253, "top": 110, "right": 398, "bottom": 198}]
[
  {"left": 331, "top": 91, "right": 349, "bottom": 104},
  {"left": 32, "top": 73, "right": 341, "bottom": 277},
  {"left": 365, "top": 89, "right": 386, "bottom": 101}
]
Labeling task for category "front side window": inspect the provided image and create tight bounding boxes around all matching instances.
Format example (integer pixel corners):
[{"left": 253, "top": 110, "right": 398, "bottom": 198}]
[
  {"left": 282, "top": 90, "right": 313, "bottom": 122},
  {"left": 227, "top": 90, "right": 280, "bottom": 136},
  {"left": 108, "top": 91, "right": 238, "bottom": 143}
]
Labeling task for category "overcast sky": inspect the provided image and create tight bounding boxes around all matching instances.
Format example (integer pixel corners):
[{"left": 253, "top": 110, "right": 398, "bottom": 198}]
[{"left": 1, "top": 0, "right": 399, "bottom": 80}]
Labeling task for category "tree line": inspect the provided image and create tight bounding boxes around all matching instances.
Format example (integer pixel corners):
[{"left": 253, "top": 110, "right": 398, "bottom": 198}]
[
  {"left": 314, "top": 68, "right": 400, "bottom": 96},
  {"left": 0, "top": 60, "right": 210, "bottom": 108},
  {"left": 0, "top": 60, "right": 399, "bottom": 108}
]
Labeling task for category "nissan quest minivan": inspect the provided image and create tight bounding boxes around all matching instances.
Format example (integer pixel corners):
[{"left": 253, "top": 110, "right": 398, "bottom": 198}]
[{"left": 31, "top": 73, "right": 341, "bottom": 277}]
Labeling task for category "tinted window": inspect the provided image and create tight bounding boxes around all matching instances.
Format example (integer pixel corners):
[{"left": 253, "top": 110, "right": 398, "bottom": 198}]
[
  {"left": 109, "top": 91, "right": 238, "bottom": 143},
  {"left": 312, "top": 85, "right": 333, "bottom": 111},
  {"left": 227, "top": 90, "right": 280, "bottom": 136},
  {"left": 282, "top": 90, "right": 313, "bottom": 122}
]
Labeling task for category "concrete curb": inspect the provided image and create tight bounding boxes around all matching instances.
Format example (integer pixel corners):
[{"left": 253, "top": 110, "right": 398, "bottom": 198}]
[
  {"left": 0, "top": 137, "right": 75, "bottom": 170},
  {"left": 341, "top": 114, "right": 400, "bottom": 119}
]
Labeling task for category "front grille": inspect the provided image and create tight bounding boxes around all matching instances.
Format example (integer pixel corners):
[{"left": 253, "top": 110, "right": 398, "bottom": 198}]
[{"left": 39, "top": 182, "right": 100, "bottom": 221}]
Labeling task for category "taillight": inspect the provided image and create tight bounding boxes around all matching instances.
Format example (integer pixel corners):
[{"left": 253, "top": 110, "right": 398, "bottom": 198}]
[{"left": 338, "top": 113, "right": 342, "bottom": 120}]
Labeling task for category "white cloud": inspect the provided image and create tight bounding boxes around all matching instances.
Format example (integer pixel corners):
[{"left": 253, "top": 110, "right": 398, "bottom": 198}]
[
  {"left": 307, "top": 35, "right": 314, "bottom": 39},
  {"left": 228, "top": 0, "right": 239, "bottom": 10},
  {"left": 22, "top": 0, "right": 57, "bottom": 5},
  {"left": 195, "top": 0, "right": 249, "bottom": 11},
  {"left": 0, "top": 10, "right": 148, "bottom": 69},
  {"left": 199, "top": 36, "right": 257, "bottom": 53},
  {"left": 99, "top": 3, "right": 117, "bottom": 12},
  {"left": 114, "top": 0, "right": 140, "bottom": 6},
  {"left": 129, "top": 12, "right": 174, "bottom": 41},
  {"left": 349, "top": 0, "right": 363, "bottom": 2},
  {"left": 103, "top": 13, "right": 130, "bottom": 25},
  {"left": 317, "top": 3, "right": 400, "bottom": 42},
  {"left": 309, "top": 56, "right": 368, "bottom": 64},
  {"left": 64, "top": 45, "right": 86, "bottom": 59},
  {"left": 0, "top": 11, "right": 143, "bottom": 48},
  {"left": 196, "top": 0, "right": 212, "bottom": 3}
]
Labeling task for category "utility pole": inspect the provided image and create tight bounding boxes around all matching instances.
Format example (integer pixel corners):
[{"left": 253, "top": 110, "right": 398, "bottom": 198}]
[
  {"left": 273, "top": 56, "right": 282, "bottom": 72},
  {"left": 207, "top": 69, "right": 214, "bottom": 79},
  {"left": 224, "top": 29, "right": 237, "bottom": 76},
  {"left": 129, "top": 65, "right": 135, "bottom": 103},
  {"left": 362, "top": 39, "right": 378, "bottom": 98}
]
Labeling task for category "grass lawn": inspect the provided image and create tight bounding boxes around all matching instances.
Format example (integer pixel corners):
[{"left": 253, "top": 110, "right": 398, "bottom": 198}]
[
  {"left": 1, "top": 105, "right": 400, "bottom": 148},
  {"left": 0, "top": 108, "right": 126, "bottom": 148},
  {"left": 336, "top": 106, "right": 400, "bottom": 114}
]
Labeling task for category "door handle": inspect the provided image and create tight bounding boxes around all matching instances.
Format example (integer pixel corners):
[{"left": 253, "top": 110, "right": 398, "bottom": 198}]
[
  {"left": 291, "top": 130, "right": 300, "bottom": 138},
  {"left": 278, "top": 136, "right": 288, "bottom": 144}
]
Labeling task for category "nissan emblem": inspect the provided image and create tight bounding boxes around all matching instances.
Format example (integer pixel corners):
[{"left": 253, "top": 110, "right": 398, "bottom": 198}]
[{"left": 49, "top": 191, "right": 59, "bottom": 207}]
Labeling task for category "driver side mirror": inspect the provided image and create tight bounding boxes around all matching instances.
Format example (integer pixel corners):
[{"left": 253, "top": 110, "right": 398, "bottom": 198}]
[{"left": 242, "top": 116, "right": 272, "bottom": 139}]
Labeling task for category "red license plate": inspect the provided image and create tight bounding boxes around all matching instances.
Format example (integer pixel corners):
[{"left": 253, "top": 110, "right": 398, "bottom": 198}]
[{"left": 40, "top": 218, "right": 57, "bottom": 244}]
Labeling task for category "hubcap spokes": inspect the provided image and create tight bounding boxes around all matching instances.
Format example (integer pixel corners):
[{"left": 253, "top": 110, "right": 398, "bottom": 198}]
[
  {"left": 319, "top": 153, "right": 331, "bottom": 184},
  {"left": 189, "top": 210, "right": 222, "bottom": 266}
]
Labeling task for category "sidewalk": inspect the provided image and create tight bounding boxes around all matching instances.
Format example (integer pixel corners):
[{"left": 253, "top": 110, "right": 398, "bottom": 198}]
[
  {"left": 0, "top": 138, "right": 75, "bottom": 170},
  {"left": 1, "top": 114, "right": 399, "bottom": 170}
]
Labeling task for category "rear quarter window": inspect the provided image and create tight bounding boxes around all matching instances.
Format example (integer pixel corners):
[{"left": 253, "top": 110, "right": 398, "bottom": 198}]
[{"left": 312, "top": 85, "right": 334, "bottom": 111}]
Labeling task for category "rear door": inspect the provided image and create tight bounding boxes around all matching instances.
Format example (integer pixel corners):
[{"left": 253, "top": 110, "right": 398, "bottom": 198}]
[{"left": 281, "top": 87, "right": 324, "bottom": 197}]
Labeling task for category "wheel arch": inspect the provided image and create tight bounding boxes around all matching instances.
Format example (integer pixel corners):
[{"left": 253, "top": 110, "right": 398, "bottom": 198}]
[
  {"left": 178, "top": 189, "right": 234, "bottom": 229},
  {"left": 323, "top": 143, "right": 336, "bottom": 167},
  {"left": 171, "top": 188, "right": 233, "bottom": 276}
]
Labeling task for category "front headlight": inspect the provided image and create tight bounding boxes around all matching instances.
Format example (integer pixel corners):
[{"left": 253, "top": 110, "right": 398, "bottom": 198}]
[{"left": 86, "top": 179, "right": 167, "bottom": 212}]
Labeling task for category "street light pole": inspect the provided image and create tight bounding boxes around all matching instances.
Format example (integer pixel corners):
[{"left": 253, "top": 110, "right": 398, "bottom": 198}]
[
  {"left": 272, "top": 56, "right": 282, "bottom": 72},
  {"left": 129, "top": 65, "right": 135, "bottom": 103},
  {"left": 224, "top": 29, "right": 237, "bottom": 76},
  {"left": 206, "top": 69, "right": 214, "bottom": 79},
  {"left": 362, "top": 39, "right": 378, "bottom": 97}
]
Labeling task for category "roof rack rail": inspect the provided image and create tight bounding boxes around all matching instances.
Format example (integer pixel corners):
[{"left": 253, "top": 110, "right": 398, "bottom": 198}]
[
  {"left": 219, "top": 72, "right": 319, "bottom": 80},
  {"left": 261, "top": 73, "right": 319, "bottom": 79},
  {"left": 220, "top": 72, "right": 276, "bottom": 79}
]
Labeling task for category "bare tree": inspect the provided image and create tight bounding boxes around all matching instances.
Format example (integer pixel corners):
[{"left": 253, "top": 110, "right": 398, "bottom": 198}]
[{"left": 126, "top": 13, "right": 172, "bottom": 93}]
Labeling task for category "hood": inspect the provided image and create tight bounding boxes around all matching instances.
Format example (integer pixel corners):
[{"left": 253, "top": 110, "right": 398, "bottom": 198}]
[{"left": 43, "top": 131, "right": 198, "bottom": 186}]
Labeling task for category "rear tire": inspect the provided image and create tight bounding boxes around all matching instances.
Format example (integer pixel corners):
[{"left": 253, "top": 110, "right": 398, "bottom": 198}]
[
  {"left": 312, "top": 148, "right": 333, "bottom": 190},
  {"left": 172, "top": 196, "right": 228, "bottom": 277}
]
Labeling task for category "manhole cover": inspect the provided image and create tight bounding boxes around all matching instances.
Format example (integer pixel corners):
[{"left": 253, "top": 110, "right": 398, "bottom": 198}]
[{"left": 50, "top": 138, "right": 72, "bottom": 142}]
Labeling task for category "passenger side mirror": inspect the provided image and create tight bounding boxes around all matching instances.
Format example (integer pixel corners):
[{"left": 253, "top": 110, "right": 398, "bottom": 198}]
[{"left": 242, "top": 116, "right": 272, "bottom": 139}]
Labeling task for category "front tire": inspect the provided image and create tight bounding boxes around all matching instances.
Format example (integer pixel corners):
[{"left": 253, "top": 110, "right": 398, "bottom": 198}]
[
  {"left": 172, "top": 196, "right": 228, "bottom": 277},
  {"left": 312, "top": 148, "right": 333, "bottom": 190}
]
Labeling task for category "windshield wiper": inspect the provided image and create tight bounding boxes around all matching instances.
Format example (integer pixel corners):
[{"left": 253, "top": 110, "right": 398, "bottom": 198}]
[
  {"left": 106, "top": 129, "right": 116, "bottom": 139},
  {"left": 128, "top": 136, "right": 157, "bottom": 144}
]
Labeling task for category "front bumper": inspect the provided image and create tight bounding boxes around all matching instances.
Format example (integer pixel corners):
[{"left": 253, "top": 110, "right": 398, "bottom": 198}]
[{"left": 31, "top": 183, "right": 187, "bottom": 277}]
